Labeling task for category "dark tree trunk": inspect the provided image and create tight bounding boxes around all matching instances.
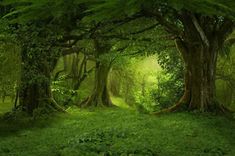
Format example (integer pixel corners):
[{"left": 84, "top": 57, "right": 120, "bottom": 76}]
[
  {"left": 80, "top": 39, "right": 113, "bottom": 107},
  {"left": 179, "top": 42, "right": 218, "bottom": 111},
  {"left": 156, "top": 39, "right": 221, "bottom": 113},
  {"left": 19, "top": 79, "right": 51, "bottom": 114},
  {"left": 19, "top": 59, "right": 51, "bottom": 114},
  {"left": 19, "top": 48, "right": 65, "bottom": 115},
  {"left": 81, "top": 62, "right": 113, "bottom": 107}
]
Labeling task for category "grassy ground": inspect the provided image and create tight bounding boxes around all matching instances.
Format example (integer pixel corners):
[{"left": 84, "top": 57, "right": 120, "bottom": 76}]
[{"left": 0, "top": 99, "right": 235, "bottom": 156}]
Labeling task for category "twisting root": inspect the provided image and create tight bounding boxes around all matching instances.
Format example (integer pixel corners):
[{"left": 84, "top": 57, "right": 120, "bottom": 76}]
[
  {"left": 151, "top": 90, "right": 190, "bottom": 115},
  {"left": 49, "top": 98, "right": 67, "bottom": 113}
]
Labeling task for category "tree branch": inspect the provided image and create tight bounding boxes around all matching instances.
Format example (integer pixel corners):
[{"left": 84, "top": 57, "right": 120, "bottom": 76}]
[
  {"left": 142, "top": 10, "right": 182, "bottom": 36},
  {"left": 190, "top": 14, "right": 210, "bottom": 47}
]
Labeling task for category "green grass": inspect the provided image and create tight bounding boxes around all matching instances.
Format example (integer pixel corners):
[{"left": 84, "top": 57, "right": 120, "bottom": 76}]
[
  {"left": 0, "top": 98, "right": 13, "bottom": 116},
  {"left": 0, "top": 100, "right": 235, "bottom": 156}
]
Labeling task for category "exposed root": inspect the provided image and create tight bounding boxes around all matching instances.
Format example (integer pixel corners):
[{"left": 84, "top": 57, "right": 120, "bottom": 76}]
[
  {"left": 78, "top": 96, "right": 90, "bottom": 108},
  {"left": 12, "top": 98, "right": 67, "bottom": 115},
  {"left": 151, "top": 97, "right": 235, "bottom": 117},
  {"left": 151, "top": 101, "right": 185, "bottom": 116},
  {"left": 49, "top": 98, "right": 67, "bottom": 113},
  {"left": 151, "top": 91, "right": 190, "bottom": 115}
]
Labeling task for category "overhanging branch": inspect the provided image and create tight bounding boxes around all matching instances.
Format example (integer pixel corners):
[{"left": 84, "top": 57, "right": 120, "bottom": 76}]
[{"left": 143, "top": 10, "right": 182, "bottom": 36}]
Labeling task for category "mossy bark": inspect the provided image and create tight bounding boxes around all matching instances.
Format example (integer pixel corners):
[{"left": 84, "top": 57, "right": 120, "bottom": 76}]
[
  {"left": 80, "top": 39, "right": 113, "bottom": 107},
  {"left": 18, "top": 49, "right": 65, "bottom": 115},
  {"left": 178, "top": 40, "right": 218, "bottom": 111}
]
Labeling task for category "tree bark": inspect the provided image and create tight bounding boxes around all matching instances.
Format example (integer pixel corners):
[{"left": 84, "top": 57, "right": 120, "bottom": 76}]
[
  {"left": 81, "top": 62, "right": 113, "bottom": 107},
  {"left": 167, "top": 37, "right": 221, "bottom": 112},
  {"left": 18, "top": 49, "right": 65, "bottom": 115}
]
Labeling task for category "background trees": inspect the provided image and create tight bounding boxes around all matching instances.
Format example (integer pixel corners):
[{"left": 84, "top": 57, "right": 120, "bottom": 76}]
[{"left": 82, "top": 0, "right": 235, "bottom": 112}]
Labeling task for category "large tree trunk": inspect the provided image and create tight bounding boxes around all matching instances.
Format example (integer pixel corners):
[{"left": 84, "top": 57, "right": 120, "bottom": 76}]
[
  {"left": 81, "top": 62, "right": 113, "bottom": 107},
  {"left": 181, "top": 44, "right": 217, "bottom": 111},
  {"left": 18, "top": 49, "right": 65, "bottom": 115},
  {"left": 19, "top": 76, "right": 51, "bottom": 114},
  {"left": 80, "top": 39, "right": 113, "bottom": 107},
  {"left": 160, "top": 37, "right": 225, "bottom": 113}
]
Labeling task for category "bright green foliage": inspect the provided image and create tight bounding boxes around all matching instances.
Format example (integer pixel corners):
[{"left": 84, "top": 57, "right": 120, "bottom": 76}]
[
  {"left": 153, "top": 48, "right": 184, "bottom": 109},
  {"left": 109, "top": 54, "right": 183, "bottom": 112}
]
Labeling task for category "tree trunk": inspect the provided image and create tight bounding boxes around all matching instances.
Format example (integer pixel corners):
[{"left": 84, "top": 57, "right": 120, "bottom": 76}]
[
  {"left": 81, "top": 62, "right": 113, "bottom": 107},
  {"left": 19, "top": 49, "right": 65, "bottom": 115},
  {"left": 175, "top": 39, "right": 219, "bottom": 112},
  {"left": 19, "top": 77, "right": 51, "bottom": 114}
]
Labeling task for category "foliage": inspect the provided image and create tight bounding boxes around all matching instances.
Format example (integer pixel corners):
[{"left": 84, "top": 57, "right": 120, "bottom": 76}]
[
  {"left": 52, "top": 80, "right": 76, "bottom": 107},
  {"left": 152, "top": 48, "right": 184, "bottom": 109},
  {"left": 109, "top": 52, "right": 184, "bottom": 112},
  {"left": 0, "top": 43, "right": 20, "bottom": 100}
]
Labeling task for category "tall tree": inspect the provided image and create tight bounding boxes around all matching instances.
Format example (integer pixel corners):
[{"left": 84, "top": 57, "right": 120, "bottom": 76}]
[
  {"left": 1, "top": 0, "right": 87, "bottom": 114},
  {"left": 81, "top": 39, "right": 113, "bottom": 107}
]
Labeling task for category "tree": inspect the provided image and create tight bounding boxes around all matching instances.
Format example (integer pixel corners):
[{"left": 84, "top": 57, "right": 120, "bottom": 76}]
[
  {"left": 80, "top": 39, "right": 114, "bottom": 107},
  {"left": 84, "top": 0, "right": 235, "bottom": 113},
  {"left": 1, "top": 0, "right": 87, "bottom": 114}
]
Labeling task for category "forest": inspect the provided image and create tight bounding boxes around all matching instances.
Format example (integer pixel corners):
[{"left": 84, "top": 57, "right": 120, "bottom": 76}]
[{"left": 0, "top": 0, "right": 235, "bottom": 156}]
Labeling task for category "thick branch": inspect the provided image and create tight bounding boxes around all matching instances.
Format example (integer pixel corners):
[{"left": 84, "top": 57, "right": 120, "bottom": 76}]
[
  {"left": 143, "top": 10, "right": 182, "bottom": 36},
  {"left": 100, "top": 34, "right": 173, "bottom": 42},
  {"left": 190, "top": 14, "right": 209, "bottom": 47},
  {"left": 130, "top": 23, "right": 159, "bottom": 35}
]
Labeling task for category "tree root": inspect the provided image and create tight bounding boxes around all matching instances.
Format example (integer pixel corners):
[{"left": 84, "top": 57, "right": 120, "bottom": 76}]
[
  {"left": 13, "top": 98, "right": 67, "bottom": 115},
  {"left": 151, "top": 91, "right": 190, "bottom": 115},
  {"left": 151, "top": 101, "right": 185, "bottom": 116},
  {"left": 151, "top": 97, "right": 234, "bottom": 117},
  {"left": 49, "top": 98, "right": 67, "bottom": 113}
]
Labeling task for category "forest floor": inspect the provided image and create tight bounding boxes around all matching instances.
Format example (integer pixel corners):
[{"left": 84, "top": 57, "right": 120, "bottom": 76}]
[{"left": 0, "top": 98, "right": 235, "bottom": 156}]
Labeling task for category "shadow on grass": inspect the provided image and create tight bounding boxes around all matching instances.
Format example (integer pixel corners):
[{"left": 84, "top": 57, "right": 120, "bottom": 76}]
[{"left": 0, "top": 110, "right": 68, "bottom": 138}]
